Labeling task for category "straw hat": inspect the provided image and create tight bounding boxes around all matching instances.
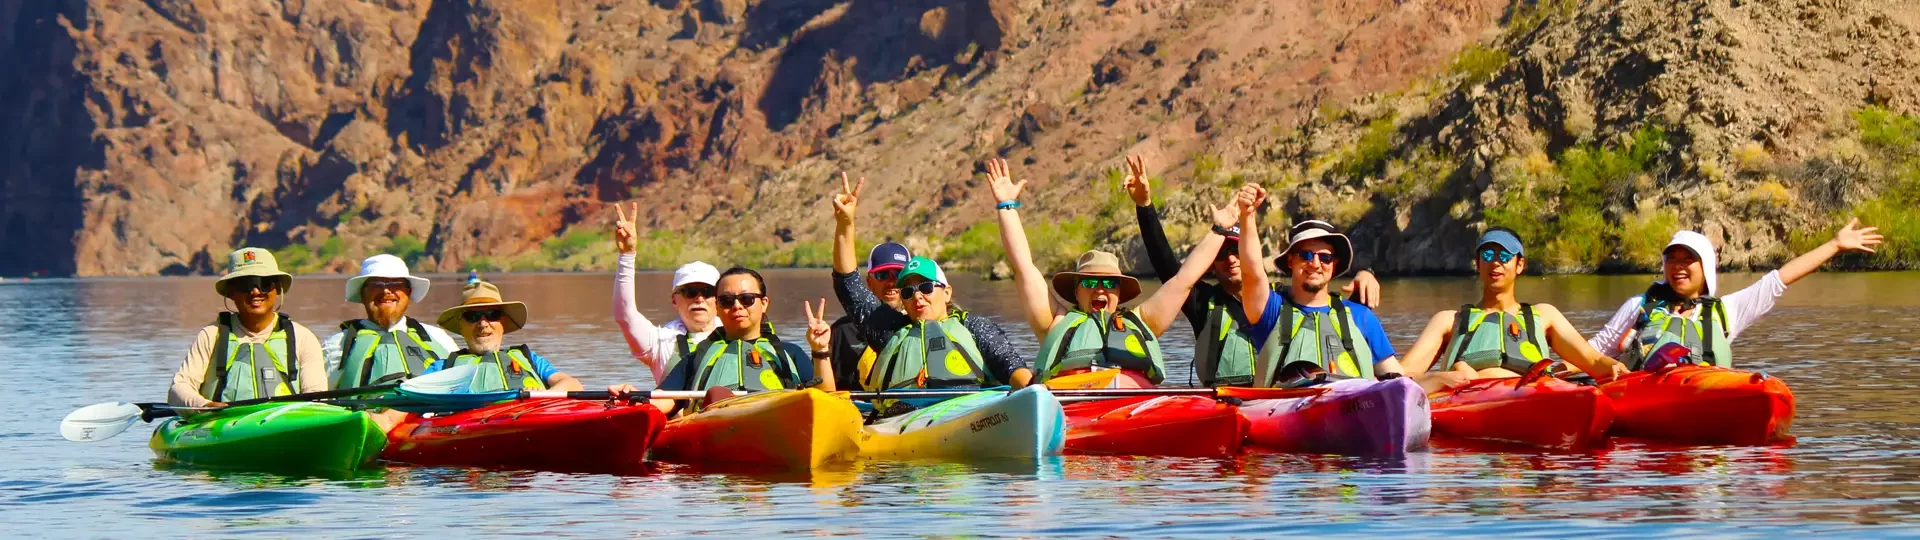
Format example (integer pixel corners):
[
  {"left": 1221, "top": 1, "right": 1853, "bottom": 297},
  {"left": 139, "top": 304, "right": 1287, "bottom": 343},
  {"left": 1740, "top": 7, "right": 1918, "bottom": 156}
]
[
  {"left": 436, "top": 280, "right": 529, "bottom": 333},
  {"left": 1050, "top": 250, "right": 1142, "bottom": 304},
  {"left": 213, "top": 247, "right": 293, "bottom": 296}
]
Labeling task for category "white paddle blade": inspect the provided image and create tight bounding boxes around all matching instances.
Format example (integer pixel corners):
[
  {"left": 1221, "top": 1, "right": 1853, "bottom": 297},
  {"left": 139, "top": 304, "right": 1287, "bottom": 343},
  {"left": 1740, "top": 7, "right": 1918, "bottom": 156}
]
[
  {"left": 60, "top": 402, "right": 145, "bottom": 442},
  {"left": 399, "top": 363, "right": 487, "bottom": 395}
]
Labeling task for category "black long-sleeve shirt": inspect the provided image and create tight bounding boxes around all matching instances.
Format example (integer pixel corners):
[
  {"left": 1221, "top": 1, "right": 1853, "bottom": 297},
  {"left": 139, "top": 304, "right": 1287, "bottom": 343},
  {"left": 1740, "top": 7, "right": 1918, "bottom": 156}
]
[
  {"left": 1137, "top": 205, "right": 1245, "bottom": 337},
  {"left": 831, "top": 271, "right": 1027, "bottom": 385}
]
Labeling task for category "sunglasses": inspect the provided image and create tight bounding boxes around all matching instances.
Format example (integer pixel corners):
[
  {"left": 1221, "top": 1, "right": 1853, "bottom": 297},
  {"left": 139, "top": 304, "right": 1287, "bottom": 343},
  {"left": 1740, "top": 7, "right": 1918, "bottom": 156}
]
[
  {"left": 870, "top": 269, "right": 901, "bottom": 282},
  {"left": 715, "top": 293, "right": 765, "bottom": 309},
  {"left": 461, "top": 309, "right": 507, "bottom": 323},
  {"left": 1293, "top": 251, "right": 1338, "bottom": 264},
  {"left": 1078, "top": 277, "right": 1121, "bottom": 290},
  {"left": 226, "top": 276, "right": 279, "bottom": 294},
  {"left": 676, "top": 285, "right": 717, "bottom": 299},
  {"left": 898, "top": 282, "right": 943, "bottom": 298},
  {"left": 1479, "top": 248, "right": 1517, "bottom": 264}
]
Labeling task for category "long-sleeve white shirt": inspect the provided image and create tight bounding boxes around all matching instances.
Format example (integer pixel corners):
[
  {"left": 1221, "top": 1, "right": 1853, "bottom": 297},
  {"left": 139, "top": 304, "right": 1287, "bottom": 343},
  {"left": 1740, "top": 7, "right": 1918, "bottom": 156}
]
[
  {"left": 615, "top": 253, "right": 717, "bottom": 383},
  {"left": 1588, "top": 270, "right": 1789, "bottom": 358}
]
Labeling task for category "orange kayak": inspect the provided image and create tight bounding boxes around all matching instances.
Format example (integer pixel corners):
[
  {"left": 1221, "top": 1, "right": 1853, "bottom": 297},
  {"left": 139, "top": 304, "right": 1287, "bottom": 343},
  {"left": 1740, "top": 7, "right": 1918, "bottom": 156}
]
[
  {"left": 1048, "top": 370, "right": 1245, "bottom": 457},
  {"left": 1430, "top": 376, "right": 1613, "bottom": 451},
  {"left": 649, "top": 389, "right": 863, "bottom": 469},
  {"left": 1601, "top": 365, "right": 1795, "bottom": 445}
]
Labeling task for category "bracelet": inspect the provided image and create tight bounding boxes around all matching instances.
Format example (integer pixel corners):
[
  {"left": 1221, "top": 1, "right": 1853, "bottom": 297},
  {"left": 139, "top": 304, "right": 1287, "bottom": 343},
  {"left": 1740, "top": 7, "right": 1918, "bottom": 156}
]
[
  {"left": 1211, "top": 224, "right": 1235, "bottom": 237},
  {"left": 811, "top": 350, "right": 832, "bottom": 359},
  {"left": 996, "top": 200, "right": 1022, "bottom": 210}
]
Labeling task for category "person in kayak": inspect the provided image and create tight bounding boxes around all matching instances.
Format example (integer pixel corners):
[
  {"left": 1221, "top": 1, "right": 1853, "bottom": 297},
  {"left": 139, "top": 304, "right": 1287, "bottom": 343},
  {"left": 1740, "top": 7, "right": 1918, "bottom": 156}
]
[
  {"left": 425, "top": 278, "right": 584, "bottom": 392},
  {"left": 611, "top": 202, "right": 721, "bottom": 384},
  {"left": 1395, "top": 228, "right": 1630, "bottom": 391},
  {"left": 168, "top": 248, "right": 329, "bottom": 407},
  {"left": 829, "top": 173, "right": 1035, "bottom": 391},
  {"left": 1236, "top": 185, "right": 1408, "bottom": 387},
  {"left": 828, "top": 241, "right": 912, "bottom": 394},
  {"left": 323, "top": 254, "right": 460, "bottom": 389},
  {"left": 649, "top": 267, "right": 836, "bottom": 416},
  {"left": 1122, "top": 155, "right": 1382, "bottom": 387},
  {"left": 1588, "top": 219, "right": 1884, "bottom": 370},
  {"left": 985, "top": 157, "right": 1244, "bottom": 385}
]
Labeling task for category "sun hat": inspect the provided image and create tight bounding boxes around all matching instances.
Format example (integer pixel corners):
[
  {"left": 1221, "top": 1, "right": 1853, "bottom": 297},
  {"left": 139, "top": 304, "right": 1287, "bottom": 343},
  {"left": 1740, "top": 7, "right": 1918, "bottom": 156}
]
[
  {"left": 866, "top": 242, "right": 912, "bottom": 273},
  {"left": 671, "top": 261, "right": 721, "bottom": 290},
  {"left": 1659, "top": 230, "right": 1719, "bottom": 296},
  {"left": 1050, "top": 250, "right": 1143, "bottom": 304},
  {"left": 895, "top": 256, "right": 949, "bottom": 286},
  {"left": 345, "top": 254, "right": 431, "bottom": 303},
  {"left": 436, "top": 279, "right": 529, "bottom": 333},
  {"left": 1476, "top": 228, "right": 1524, "bottom": 258},
  {"left": 1278, "top": 220, "right": 1354, "bottom": 278},
  {"left": 213, "top": 247, "right": 293, "bottom": 296}
]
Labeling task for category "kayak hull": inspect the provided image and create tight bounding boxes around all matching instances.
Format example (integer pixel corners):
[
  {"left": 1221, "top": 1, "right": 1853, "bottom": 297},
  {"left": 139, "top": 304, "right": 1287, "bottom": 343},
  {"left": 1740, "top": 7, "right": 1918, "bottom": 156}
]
[
  {"left": 150, "top": 402, "right": 385, "bottom": 474},
  {"left": 861, "top": 386, "right": 1066, "bottom": 460},
  {"left": 383, "top": 398, "right": 665, "bottom": 471},
  {"left": 1062, "top": 395, "right": 1246, "bottom": 457},
  {"left": 1241, "top": 378, "right": 1430, "bottom": 455},
  {"left": 1602, "top": 365, "right": 1795, "bottom": 445},
  {"left": 649, "top": 389, "right": 863, "bottom": 469},
  {"left": 1430, "top": 377, "right": 1614, "bottom": 451}
]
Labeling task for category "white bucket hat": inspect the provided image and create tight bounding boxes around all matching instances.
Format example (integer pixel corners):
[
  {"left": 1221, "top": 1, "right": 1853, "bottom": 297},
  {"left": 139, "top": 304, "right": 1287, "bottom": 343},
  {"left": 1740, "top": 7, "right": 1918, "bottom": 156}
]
[
  {"left": 345, "top": 254, "right": 431, "bottom": 303},
  {"left": 1658, "top": 230, "right": 1719, "bottom": 296}
]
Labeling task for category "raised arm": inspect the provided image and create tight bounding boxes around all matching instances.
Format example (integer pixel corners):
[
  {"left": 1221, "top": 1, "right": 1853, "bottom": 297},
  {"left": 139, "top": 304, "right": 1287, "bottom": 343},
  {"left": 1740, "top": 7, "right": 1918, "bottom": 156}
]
[
  {"left": 1535, "top": 303, "right": 1629, "bottom": 381},
  {"left": 1126, "top": 155, "right": 1182, "bottom": 282},
  {"left": 611, "top": 202, "right": 668, "bottom": 382},
  {"left": 1236, "top": 184, "right": 1273, "bottom": 324},
  {"left": 986, "top": 158, "right": 1057, "bottom": 338},
  {"left": 831, "top": 172, "right": 866, "bottom": 275},
  {"left": 1778, "top": 218, "right": 1882, "bottom": 286},
  {"left": 1136, "top": 196, "right": 1241, "bottom": 335}
]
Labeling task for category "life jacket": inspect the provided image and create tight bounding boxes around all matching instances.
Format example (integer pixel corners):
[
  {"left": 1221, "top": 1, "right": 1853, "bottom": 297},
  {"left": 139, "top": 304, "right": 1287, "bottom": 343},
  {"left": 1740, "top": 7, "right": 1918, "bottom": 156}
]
[
  {"left": 201, "top": 312, "right": 300, "bottom": 402},
  {"left": 1193, "top": 296, "right": 1257, "bottom": 387},
  {"left": 445, "top": 345, "right": 546, "bottom": 392},
  {"left": 677, "top": 323, "right": 806, "bottom": 393},
  {"left": 1626, "top": 291, "right": 1732, "bottom": 370},
  {"left": 1255, "top": 295, "right": 1373, "bottom": 387},
  {"left": 868, "top": 312, "right": 991, "bottom": 390},
  {"left": 1437, "top": 304, "right": 1548, "bottom": 374},
  {"left": 334, "top": 318, "right": 450, "bottom": 389},
  {"left": 1035, "top": 309, "right": 1164, "bottom": 384}
]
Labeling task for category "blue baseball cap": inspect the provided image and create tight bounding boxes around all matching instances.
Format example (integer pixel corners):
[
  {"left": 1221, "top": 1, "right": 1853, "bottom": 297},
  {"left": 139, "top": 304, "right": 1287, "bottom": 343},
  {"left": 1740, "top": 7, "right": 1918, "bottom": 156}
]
[
  {"left": 1477, "top": 229, "right": 1524, "bottom": 257},
  {"left": 866, "top": 242, "right": 911, "bottom": 273}
]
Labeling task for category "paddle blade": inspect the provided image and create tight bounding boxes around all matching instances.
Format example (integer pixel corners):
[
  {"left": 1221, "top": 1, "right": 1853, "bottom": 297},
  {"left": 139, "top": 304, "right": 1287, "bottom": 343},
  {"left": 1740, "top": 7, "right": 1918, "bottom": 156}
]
[
  {"left": 1214, "top": 387, "right": 1330, "bottom": 400},
  {"left": 399, "top": 364, "right": 488, "bottom": 395},
  {"left": 60, "top": 402, "right": 146, "bottom": 442}
]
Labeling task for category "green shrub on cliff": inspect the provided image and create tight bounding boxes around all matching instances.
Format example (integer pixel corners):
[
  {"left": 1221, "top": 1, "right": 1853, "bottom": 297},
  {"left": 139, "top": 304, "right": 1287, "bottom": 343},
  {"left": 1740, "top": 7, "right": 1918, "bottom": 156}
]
[{"left": 1449, "top": 44, "right": 1509, "bottom": 86}]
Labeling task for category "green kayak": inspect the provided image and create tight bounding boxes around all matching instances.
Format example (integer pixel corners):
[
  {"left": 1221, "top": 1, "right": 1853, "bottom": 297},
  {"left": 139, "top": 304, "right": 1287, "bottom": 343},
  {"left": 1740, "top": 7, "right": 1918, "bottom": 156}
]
[{"left": 149, "top": 402, "right": 385, "bottom": 474}]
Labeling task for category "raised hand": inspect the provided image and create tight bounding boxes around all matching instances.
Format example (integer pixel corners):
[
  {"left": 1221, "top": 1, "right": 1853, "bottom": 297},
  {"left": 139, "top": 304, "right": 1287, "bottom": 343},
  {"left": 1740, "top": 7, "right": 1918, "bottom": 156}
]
[
  {"left": 804, "top": 298, "right": 832, "bottom": 353},
  {"left": 613, "top": 202, "right": 637, "bottom": 254},
  {"left": 1209, "top": 201, "right": 1239, "bottom": 230},
  {"left": 1123, "top": 155, "right": 1152, "bottom": 207},
  {"left": 833, "top": 172, "right": 865, "bottom": 226},
  {"left": 1836, "top": 218, "right": 1884, "bottom": 253},
  {"left": 1340, "top": 269, "right": 1380, "bottom": 307},
  {"left": 986, "top": 158, "right": 1025, "bottom": 205}
]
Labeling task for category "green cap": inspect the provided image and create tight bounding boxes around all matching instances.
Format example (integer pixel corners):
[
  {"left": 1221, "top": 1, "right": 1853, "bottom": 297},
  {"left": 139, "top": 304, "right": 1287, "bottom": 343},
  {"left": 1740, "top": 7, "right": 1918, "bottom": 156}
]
[{"left": 896, "top": 256, "right": 948, "bottom": 286}]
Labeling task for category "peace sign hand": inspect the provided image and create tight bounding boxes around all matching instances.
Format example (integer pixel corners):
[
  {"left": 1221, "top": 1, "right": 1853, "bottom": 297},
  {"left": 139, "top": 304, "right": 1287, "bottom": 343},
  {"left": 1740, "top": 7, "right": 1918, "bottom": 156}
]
[
  {"left": 1835, "top": 217, "right": 1884, "bottom": 253},
  {"left": 1122, "top": 155, "right": 1152, "bottom": 207},
  {"left": 833, "top": 172, "right": 865, "bottom": 226},
  {"left": 985, "top": 158, "right": 1025, "bottom": 206},
  {"left": 803, "top": 298, "right": 833, "bottom": 353},
  {"left": 612, "top": 202, "right": 638, "bottom": 254}
]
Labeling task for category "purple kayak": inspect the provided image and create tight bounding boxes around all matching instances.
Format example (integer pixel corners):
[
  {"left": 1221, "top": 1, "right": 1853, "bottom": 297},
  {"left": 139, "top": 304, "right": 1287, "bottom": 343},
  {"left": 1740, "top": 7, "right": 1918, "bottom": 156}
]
[{"left": 1240, "top": 377, "right": 1430, "bottom": 455}]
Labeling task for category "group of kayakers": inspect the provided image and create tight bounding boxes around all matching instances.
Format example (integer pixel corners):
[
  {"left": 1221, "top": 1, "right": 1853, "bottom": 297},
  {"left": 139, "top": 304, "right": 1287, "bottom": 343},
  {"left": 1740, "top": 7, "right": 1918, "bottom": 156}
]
[{"left": 168, "top": 154, "right": 1887, "bottom": 432}]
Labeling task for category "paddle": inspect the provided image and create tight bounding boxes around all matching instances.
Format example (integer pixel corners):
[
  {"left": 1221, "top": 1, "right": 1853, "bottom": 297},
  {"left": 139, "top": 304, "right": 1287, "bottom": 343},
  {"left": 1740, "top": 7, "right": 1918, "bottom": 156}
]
[
  {"left": 59, "top": 384, "right": 399, "bottom": 443},
  {"left": 844, "top": 386, "right": 1327, "bottom": 401}
]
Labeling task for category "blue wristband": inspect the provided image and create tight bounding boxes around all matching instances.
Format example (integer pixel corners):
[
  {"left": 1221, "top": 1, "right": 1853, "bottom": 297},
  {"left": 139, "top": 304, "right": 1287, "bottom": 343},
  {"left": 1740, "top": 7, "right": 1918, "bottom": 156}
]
[{"left": 997, "top": 200, "right": 1022, "bottom": 210}]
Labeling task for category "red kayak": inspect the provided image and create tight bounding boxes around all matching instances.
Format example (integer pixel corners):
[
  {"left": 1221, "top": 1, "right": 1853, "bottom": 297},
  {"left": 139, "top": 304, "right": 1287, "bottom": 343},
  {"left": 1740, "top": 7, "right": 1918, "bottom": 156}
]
[
  {"left": 384, "top": 398, "right": 665, "bottom": 471},
  {"left": 1430, "top": 375, "right": 1614, "bottom": 451},
  {"left": 1601, "top": 365, "right": 1795, "bottom": 445},
  {"left": 1062, "top": 395, "right": 1247, "bottom": 457}
]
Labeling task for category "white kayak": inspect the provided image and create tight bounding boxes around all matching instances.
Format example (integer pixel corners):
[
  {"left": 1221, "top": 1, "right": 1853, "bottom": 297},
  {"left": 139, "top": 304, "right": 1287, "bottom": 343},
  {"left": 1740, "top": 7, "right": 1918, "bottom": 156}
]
[{"left": 858, "top": 385, "right": 1066, "bottom": 460}]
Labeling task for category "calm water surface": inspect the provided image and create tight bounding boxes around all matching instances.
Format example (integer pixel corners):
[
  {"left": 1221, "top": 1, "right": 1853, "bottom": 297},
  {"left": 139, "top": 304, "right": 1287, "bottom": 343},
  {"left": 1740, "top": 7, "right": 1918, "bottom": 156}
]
[{"left": 4, "top": 270, "right": 1919, "bottom": 537}]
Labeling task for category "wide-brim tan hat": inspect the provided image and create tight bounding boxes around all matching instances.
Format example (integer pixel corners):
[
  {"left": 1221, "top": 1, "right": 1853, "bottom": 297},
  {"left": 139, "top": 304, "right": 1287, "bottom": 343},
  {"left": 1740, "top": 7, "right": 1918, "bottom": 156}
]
[
  {"left": 1050, "top": 250, "right": 1142, "bottom": 305},
  {"left": 1278, "top": 220, "right": 1354, "bottom": 278},
  {"left": 214, "top": 247, "right": 293, "bottom": 296},
  {"left": 437, "top": 280, "right": 529, "bottom": 333}
]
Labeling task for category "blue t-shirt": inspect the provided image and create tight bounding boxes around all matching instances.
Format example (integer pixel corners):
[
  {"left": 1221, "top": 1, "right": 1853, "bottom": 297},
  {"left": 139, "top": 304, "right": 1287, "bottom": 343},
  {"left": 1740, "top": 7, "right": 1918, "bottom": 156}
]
[
  {"left": 1244, "top": 291, "right": 1397, "bottom": 364},
  {"left": 424, "top": 347, "right": 561, "bottom": 384}
]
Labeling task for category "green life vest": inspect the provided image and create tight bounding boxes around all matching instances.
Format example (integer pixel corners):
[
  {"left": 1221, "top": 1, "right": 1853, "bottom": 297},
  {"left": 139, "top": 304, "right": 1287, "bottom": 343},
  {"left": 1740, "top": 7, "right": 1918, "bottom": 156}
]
[
  {"left": 1437, "top": 304, "right": 1548, "bottom": 374},
  {"left": 334, "top": 318, "right": 449, "bottom": 390},
  {"left": 445, "top": 345, "right": 547, "bottom": 392},
  {"left": 1255, "top": 296, "right": 1373, "bottom": 386},
  {"left": 678, "top": 324, "right": 806, "bottom": 392},
  {"left": 1034, "top": 309, "right": 1164, "bottom": 384},
  {"left": 1627, "top": 297, "right": 1733, "bottom": 370},
  {"left": 1193, "top": 297, "right": 1257, "bottom": 387},
  {"left": 200, "top": 312, "right": 300, "bottom": 402},
  {"left": 869, "top": 313, "right": 991, "bottom": 390}
]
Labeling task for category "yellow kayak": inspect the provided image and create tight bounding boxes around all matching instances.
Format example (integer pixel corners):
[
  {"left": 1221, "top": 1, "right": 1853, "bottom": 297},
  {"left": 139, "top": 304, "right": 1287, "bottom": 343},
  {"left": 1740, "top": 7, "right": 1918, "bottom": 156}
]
[{"left": 649, "top": 389, "right": 864, "bottom": 469}]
